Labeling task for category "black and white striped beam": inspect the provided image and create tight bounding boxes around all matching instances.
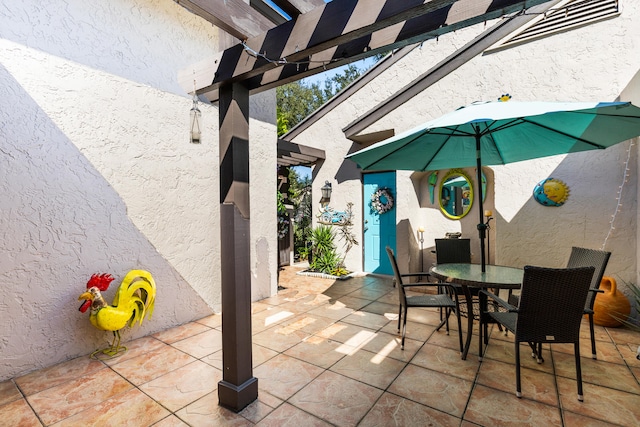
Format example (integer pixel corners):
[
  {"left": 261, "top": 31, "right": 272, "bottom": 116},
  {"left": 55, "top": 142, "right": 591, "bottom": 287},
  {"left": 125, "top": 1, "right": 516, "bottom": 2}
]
[{"left": 180, "top": 0, "right": 553, "bottom": 99}]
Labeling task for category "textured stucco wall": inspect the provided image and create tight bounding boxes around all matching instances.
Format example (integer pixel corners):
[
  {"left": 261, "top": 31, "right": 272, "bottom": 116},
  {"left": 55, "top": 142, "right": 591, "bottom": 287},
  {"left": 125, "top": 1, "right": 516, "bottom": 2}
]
[
  {"left": 294, "top": 4, "right": 640, "bottom": 301},
  {"left": 0, "top": 0, "right": 277, "bottom": 381}
]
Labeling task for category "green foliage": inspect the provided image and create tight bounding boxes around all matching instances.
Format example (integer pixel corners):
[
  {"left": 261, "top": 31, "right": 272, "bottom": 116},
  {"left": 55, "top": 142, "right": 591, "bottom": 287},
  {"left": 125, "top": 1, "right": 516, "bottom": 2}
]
[
  {"left": 296, "top": 246, "right": 310, "bottom": 261},
  {"left": 310, "top": 225, "right": 336, "bottom": 259},
  {"left": 276, "top": 64, "right": 366, "bottom": 136},
  {"left": 277, "top": 191, "right": 289, "bottom": 239},
  {"left": 311, "top": 251, "right": 344, "bottom": 275},
  {"left": 288, "top": 168, "right": 312, "bottom": 257},
  {"left": 307, "top": 221, "right": 356, "bottom": 277}
]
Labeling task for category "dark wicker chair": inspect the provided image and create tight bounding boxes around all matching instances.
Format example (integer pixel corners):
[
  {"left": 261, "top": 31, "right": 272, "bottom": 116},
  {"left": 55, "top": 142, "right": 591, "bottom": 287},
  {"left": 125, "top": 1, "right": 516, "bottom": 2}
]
[
  {"left": 479, "top": 265, "right": 595, "bottom": 401},
  {"left": 386, "top": 246, "right": 463, "bottom": 351},
  {"left": 435, "top": 238, "right": 471, "bottom": 264},
  {"left": 567, "top": 247, "right": 611, "bottom": 358},
  {"left": 434, "top": 238, "right": 489, "bottom": 322},
  {"left": 509, "top": 247, "right": 611, "bottom": 358}
]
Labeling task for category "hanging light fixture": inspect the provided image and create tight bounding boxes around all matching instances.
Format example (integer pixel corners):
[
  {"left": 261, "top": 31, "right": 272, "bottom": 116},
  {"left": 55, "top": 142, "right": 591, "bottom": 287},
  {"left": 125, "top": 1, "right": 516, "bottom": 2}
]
[
  {"left": 190, "top": 75, "right": 201, "bottom": 144},
  {"left": 190, "top": 95, "right": 201, "bottom": 144}
]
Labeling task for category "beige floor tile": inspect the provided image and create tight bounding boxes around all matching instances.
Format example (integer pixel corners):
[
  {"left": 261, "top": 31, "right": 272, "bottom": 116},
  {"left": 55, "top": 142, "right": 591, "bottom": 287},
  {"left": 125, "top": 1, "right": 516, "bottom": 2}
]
[
  {"left": 27, "top": 368, "right": 133, "bottom": 425},
  {"left": 288, "top": 370, "right": 383, "bottom": 426},
  {"left": 101, "top": 336, "right": 166, "bottom": 366},
  {"left": 361, "top": 331, "right": 423, "bottom": 362},
  {"left": 389, "top": 364, "right": 472, "bottom": 417},
  {"left": 0, "top": 398, "right": 41, "bottom": 427},
  {"left": 284, "top": 335, "right": 353, "bottom": 368},
  {"left": 252, "top": 324, "right": 312, "bottom": 353},
  {"left": 15, "top": 356, "right": 105, "bottom": 396},
  {"left": 359, "top": 300, "right": 398, "bottom": 318},
  {"left": 274, "top": 312, "right": 337, "bottom": 335},
  {"left": 344, "top": 286, "right": 392, "bottom": 301},
  {"left": 480, "top": 338, "right": 554, "bottom": 374},
  {"left": 358, "top": 392, "right": 461, "bottom": 427},
  {"left": 237, "top": 394, "right": 279, "bottom": 424},
  {"left": 553, "top": 338, "right": 623, "bottom": 364},
  {"left": 109, "top": 345, "right": 196, "bottom": 386},
  {"left": 476, "top": 358, "right": 558, "bottom": 406},
  {"left": 254, "top": 354, "right": 324, "bottom": 400},
  {"left": 277, "top": 294, "right": 332, "bottom": 313},
  {"left": 316, "top": 321, "right": 378, "bottom": 349},
  {"left": 256, "top": 402, "right": 332, "bottom": 426},
  {"left": 553, "top": 352, "right": 640, "bottom": 394},
  {"left": 152, "top": 321, "right": 211, "bottom": 344},
  {"left": 152, "top": 415, "right": 191, "bottom": 427},
  {"left": 140, "top": 360, "right": 221, "bottom": 412},
  {"left": 171, "top": 328, "right": 223, "bottom": 359},
  {"left": 383, "top": 319, "right": 437, "bottom": 343},
  {"left": 321, "top": 283, "right": 365, "bottom": 299},
  {"left": 329, "top": 347, "right": 407, "bottom": 389},
  {"left": 606, "top": 327, "right": 640, "bottom": 346},
  {"left": 427, "top": 325, "right": 472, "bottom": 353},
  {"left": 307, "top": 299, "right": 358, "bottom": 320},
  {"left": 201, "top": 342, "right": 278, "bottom": 371},
  {"left": 175, "top": 392, "right": 253, "bottom": 426},
  {"left": 557, "top": 376, "right": 640, "bottom": 426},
  {"left": 341, "top": 309, "right": 393, "bottom": 330},
  {"left": 252, "top": 306, "right": 299, "bottom": 333},
  {"left": 617, "top": 342, "right": 640, "bottom": 369},
  {"left": 51, "top": 388, "right": 168, "bottom": 427},
  {"left": 464, "top": 384, "right": 562, "bottom": 426},
  {"left": 563, "top": 410, "right": 621, "bottom": 427},
  {"left": 412, "top": 343, "right": 480, "bottom": 381},
  {"left": 0, "top": 380, "right": 22, "bottom": 407},
  {"left": 195, "top": 313, "right": 222, "bottom": 329}
]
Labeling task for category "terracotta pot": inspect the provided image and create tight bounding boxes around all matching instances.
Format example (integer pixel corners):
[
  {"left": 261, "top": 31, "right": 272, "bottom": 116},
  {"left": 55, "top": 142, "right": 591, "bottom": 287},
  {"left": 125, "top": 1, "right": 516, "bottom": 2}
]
[{"left": 593, "top": 277, "right": 630, "bottom": 327}]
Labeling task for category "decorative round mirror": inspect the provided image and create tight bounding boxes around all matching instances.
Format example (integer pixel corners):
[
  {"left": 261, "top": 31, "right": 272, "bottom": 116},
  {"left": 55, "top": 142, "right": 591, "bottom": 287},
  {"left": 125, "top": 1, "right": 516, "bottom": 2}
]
[{"left": 439, "top": 169, "right": 473, "bottom": 220}]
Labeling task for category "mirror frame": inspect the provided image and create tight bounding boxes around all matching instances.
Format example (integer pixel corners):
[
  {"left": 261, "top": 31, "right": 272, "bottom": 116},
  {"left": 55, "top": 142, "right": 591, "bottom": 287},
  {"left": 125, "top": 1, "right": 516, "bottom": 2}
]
[{"left": 439, "top": 169, "right": 474, "bottom": 220}]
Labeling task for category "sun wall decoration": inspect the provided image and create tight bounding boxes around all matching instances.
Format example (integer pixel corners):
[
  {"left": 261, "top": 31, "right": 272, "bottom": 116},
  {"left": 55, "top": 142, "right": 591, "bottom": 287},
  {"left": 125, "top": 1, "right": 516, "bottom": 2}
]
[{"left": 533, "top": 178, "right": 570, "bottom": 206}]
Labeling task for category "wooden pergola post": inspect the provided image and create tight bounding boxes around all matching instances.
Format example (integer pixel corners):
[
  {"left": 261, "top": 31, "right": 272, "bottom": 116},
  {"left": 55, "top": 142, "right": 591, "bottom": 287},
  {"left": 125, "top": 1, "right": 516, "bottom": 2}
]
[{"left": 217, "top": 81, "right": 258, "bottom": 412}]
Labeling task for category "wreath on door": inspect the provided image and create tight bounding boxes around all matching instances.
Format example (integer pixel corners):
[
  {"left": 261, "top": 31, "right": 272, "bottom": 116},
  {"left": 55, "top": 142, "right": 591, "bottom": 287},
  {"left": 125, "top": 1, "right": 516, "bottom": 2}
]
[{"left": 371, "top": 188, "right": 394, "bottom": 214}]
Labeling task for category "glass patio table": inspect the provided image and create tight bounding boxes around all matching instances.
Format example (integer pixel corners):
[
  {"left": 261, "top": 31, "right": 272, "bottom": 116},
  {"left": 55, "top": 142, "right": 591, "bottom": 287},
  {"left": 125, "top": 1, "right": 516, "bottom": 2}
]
[{"left": 430, "top": 263, "right": 523, "bottom": 360}]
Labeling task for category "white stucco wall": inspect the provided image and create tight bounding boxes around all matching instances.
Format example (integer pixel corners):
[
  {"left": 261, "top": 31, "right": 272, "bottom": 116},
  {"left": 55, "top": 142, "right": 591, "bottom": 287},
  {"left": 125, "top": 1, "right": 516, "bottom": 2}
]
[
  {"left": 0, "top": 0, "right": 277, "bottom": 381},
  {"left": 295, "top": 4, "right": 640, "bottom": 297}
]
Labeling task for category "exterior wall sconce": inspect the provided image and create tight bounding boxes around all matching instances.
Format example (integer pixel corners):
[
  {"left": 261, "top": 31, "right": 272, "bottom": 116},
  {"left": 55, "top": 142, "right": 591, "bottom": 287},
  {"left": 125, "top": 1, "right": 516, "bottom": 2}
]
[
  {"left": 320, "top": 181, "right": 332, "bottom": 207},
  {"left": 190, "top": 94, "right": 202, "bottom": 144}
]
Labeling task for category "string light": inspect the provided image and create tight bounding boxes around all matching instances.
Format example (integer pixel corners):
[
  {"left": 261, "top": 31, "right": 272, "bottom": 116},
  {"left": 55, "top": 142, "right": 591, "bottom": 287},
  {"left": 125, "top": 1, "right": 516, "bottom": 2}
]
[
  {"left": 601, "top": 140, "right": 634, "bottom": 250},
  {"left": 241, "top": 41, "right": 346, "bottom": 68}
]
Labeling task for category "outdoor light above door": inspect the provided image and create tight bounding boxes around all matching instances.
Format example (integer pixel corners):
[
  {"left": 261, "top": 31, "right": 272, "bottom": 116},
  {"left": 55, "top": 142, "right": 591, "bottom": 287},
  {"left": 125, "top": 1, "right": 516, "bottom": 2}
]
[{"left": 320, "top": 181, "right": 332, "bottom": 206}]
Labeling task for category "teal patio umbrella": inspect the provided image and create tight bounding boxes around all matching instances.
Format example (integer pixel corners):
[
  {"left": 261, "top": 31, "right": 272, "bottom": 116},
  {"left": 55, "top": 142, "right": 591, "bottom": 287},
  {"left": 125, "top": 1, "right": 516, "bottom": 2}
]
[{"left": 346, "top": 100, "right": 640, "bottom": 271}]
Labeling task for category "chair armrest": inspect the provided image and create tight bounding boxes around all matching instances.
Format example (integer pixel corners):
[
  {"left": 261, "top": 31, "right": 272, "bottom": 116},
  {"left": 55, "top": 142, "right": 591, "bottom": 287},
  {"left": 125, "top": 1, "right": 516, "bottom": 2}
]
[
  {"left": 400, "top": 272, "right": 432, "bottom": 280},
  {"left": 479, "top": 289, "right": 518, "bottom": 312},
  {"left": 402, "top": 282, "right": 439, "bottom": 288}
]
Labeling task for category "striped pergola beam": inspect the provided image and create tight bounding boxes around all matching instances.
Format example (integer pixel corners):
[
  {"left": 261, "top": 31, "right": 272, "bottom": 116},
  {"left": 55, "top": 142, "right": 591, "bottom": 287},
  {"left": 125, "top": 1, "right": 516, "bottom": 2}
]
[{"left": 181, "top": 0, "right": 553, "bottom": 98}]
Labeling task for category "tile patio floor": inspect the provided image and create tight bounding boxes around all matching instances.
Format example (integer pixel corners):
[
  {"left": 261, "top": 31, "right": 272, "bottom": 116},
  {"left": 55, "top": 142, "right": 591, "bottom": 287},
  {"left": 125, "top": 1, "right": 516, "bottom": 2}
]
[{"left": 2, "top": 265, "right": 640, "bottom": 426}]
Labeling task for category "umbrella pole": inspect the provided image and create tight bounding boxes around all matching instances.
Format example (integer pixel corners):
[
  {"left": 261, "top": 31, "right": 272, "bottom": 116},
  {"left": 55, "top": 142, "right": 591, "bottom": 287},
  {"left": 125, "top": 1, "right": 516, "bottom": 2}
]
[{"left": 475, "top": 132, "right": 487, "bottom": 272}]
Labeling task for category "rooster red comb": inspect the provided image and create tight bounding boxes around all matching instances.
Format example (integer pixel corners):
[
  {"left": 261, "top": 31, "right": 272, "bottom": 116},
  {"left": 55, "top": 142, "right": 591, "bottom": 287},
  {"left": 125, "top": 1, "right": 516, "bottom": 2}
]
[{"left": 87, "top": 273, "right": 114, "bottom": 291}]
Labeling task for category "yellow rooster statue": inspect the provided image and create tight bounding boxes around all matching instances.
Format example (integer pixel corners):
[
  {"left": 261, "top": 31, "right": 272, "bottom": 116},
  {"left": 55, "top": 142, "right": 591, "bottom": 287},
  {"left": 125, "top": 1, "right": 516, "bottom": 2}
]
[{"left": 78, "top": 270, "right": 156, "bottom": 358}]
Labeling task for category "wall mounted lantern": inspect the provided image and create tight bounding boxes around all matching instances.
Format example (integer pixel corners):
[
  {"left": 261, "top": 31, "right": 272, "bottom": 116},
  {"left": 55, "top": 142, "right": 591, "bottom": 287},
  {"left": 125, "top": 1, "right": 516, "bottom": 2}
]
[{"left": 320, "top": 181, "right": 332, "bottom": 206}]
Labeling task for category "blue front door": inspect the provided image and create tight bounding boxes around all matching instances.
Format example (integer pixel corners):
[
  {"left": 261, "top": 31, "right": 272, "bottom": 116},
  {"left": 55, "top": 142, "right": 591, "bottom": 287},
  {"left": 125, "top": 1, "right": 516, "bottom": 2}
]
[{"left": 364, "top": 172, "right": 396, "bottom": 274}]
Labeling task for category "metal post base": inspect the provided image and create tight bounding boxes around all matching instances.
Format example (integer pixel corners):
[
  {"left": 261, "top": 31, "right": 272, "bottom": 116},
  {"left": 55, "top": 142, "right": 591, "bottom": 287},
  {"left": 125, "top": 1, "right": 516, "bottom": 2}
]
[{"left": 218, "top": 377, "right": 258, "bottom": 413}]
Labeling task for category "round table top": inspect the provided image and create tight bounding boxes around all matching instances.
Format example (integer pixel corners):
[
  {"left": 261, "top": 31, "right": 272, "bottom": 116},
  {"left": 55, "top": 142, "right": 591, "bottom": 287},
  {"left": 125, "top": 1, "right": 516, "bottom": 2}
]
[{"left": 430, "top": 263, "right": 523, "bottom": 289}]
